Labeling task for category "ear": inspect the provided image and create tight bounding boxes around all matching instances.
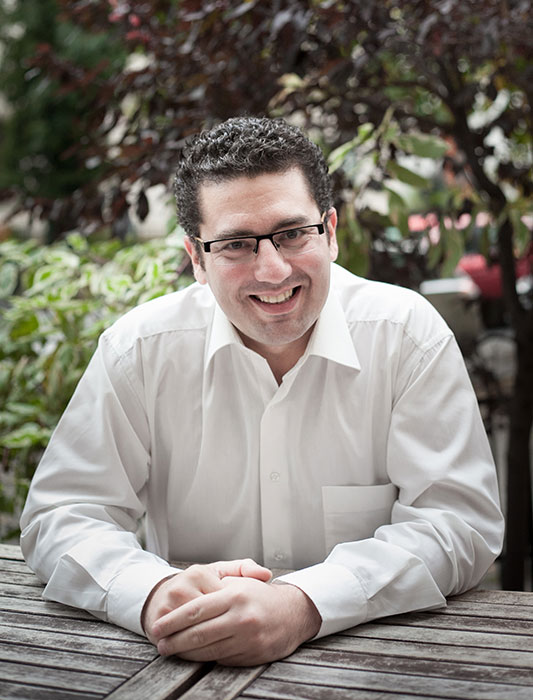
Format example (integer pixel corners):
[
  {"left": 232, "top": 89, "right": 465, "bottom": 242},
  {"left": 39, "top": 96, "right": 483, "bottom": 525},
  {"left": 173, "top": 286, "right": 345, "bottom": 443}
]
[
  {"left": 326, "top": 207, "right": 339, "bottom": 262},
  {"left": 184, "top": 236, "right": 207, "bottom": 285}
]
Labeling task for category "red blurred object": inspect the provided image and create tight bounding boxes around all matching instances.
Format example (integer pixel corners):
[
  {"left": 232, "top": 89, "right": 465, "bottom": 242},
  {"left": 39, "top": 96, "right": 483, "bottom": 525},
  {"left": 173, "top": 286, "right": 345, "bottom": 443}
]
[{"left": 457, "top": 251, "right": 532, "bottom": 299}]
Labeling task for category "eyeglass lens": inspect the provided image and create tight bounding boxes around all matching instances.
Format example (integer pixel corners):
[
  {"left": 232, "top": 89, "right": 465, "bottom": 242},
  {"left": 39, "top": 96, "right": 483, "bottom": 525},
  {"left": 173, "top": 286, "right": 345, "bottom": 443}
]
[{"left": 208, "top": 224, "right": 324, "bottom": 265}]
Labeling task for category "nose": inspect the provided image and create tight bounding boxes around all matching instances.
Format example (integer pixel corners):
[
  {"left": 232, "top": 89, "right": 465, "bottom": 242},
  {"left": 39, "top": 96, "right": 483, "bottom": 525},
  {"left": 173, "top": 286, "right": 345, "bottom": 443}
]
[{"left": 253, "top": 239, "right": 293, "bottom": 283}]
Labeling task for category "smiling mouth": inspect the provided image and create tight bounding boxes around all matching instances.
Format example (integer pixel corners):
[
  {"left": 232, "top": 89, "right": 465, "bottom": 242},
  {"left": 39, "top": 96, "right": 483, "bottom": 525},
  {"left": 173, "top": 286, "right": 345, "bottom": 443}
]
[{"left": 253, "top": 287, "right": 299, "bottom": 304}]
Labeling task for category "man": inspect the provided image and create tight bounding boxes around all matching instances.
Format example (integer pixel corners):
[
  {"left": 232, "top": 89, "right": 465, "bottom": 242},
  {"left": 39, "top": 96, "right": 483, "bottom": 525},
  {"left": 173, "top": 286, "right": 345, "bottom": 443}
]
[{"left": 20, "top": 116, "right": 504, "bottom": 666}]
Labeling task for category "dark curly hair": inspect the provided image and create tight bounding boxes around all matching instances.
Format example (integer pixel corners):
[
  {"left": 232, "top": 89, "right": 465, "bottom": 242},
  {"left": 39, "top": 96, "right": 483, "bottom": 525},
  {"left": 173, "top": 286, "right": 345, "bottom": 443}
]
[{"left": 174, "top": 116, "right": 333, "bottom": 259}]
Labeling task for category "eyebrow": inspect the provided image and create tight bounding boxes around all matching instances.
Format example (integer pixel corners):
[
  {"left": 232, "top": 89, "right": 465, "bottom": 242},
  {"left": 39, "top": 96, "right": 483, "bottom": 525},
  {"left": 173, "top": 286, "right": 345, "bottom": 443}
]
[{"left": 212, "top": 216, "right": 313, "bottom": 241}]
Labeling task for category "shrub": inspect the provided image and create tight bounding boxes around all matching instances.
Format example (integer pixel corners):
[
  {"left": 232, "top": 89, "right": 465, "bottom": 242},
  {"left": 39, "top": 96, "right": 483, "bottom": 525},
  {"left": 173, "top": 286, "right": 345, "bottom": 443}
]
[{"left": 0, "top": 230, "right": 192, "bottom": 539}]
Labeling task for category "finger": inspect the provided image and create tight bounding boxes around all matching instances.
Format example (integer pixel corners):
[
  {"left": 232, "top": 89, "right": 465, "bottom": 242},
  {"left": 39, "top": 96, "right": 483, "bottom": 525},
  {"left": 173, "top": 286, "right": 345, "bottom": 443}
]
[
  {"left": 239, "top": 558, "right": 272, "bottom": 582},
  {"left": 152, "top": 588, "right": 230, "bottom": 640},
  {"left": 164, "top": 631, "right": 243, "bottom": 662},
  {"left": 155, "top": 569, "right": 221, "bottom": 615},
  {"left": 210, "top": 558, "right": 272, "bottom": 582},
  {"left": 182, "top": 564, "right": 225, "bottom": 594},
  {"left": 157, "top": 607, "right": 241, "bottom": 659}
]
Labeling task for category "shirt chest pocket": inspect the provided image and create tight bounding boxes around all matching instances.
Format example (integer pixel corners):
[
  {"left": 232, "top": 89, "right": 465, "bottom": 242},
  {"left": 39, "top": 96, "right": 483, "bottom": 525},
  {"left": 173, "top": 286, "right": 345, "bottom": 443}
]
[{"left": 322, "top": 483, "right": 398, "bottom": 554}]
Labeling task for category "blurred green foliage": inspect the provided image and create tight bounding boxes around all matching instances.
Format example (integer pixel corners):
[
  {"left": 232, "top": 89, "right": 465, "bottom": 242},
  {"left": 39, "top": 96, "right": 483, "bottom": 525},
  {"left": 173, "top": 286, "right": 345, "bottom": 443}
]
[
  {"left": 0, "top": 0, "right": 126, "bottom": 234},
  {"left": 0, "top": 230, "right": 192, "bottom": 539}
]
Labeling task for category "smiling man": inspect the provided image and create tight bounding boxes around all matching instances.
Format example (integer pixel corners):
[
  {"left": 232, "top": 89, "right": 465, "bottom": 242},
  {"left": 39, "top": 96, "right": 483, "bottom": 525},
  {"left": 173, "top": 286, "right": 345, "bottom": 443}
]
[
  {"left": 185, "top": 168, "right": 337, "bottom": 383},
  {"left": 21, "top": 117, "right": 504, "bottom": 666}
]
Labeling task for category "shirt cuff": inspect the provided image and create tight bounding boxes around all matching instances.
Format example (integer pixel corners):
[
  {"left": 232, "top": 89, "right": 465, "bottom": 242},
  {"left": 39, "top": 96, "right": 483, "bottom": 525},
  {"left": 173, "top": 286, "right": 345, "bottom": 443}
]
[
  {"left": 275, "top": 562, "right": 368, "bottom": 639},
  {"left": 107, "top": 562, "right": 183, "bottom": 636}
]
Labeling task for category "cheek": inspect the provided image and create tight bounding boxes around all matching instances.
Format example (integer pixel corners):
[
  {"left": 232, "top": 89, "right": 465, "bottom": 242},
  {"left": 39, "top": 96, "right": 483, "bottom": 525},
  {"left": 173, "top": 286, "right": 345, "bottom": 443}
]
[{"left": 206, "top": 268, "right": 242, "bottom": 301}]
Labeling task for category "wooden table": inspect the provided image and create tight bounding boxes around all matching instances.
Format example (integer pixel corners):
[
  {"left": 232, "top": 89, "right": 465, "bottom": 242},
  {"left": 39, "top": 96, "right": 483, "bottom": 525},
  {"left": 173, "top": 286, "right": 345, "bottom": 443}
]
[{"left": 1, "top": 543, "right": 533, "bottom": 699}]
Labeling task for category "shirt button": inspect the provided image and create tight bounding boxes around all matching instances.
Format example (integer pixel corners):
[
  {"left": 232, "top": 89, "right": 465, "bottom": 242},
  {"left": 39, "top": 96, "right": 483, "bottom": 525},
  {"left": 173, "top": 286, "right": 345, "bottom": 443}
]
[
  {"left": 274, "top": 551, "right": 285, "bottom": 561},
  {"left": 270, "top": 471, "right": 280, "bottom": 482}
]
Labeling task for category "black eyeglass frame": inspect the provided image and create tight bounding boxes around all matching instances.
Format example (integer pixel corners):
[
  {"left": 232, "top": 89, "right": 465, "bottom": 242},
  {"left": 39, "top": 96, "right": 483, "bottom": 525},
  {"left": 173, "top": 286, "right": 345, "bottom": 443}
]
[{"left": 194, "top": 222, "right": 326, "bottom": 255}]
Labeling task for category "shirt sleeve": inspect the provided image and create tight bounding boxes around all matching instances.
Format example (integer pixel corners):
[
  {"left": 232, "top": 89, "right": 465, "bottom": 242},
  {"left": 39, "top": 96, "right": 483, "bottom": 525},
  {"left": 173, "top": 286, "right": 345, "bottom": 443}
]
[
  {"left": 19, "top": 332, "right": 181, "bottom": 637},
  {"left": 277, "top": 333, "right": 504, "bottom": 639}
]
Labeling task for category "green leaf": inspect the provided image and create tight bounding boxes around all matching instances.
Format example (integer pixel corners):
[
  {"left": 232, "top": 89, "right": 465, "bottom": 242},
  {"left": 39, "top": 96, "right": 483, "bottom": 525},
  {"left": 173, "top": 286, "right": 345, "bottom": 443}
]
[
  {"left": 44, "top": 249, "right": 80, "bottom": 269},
  {"left": 356, "top": 122, "right": 374, "bottom": 145},
  {"left": 0, "top": 261, "right": 18, "bottom": 298},
  {"left": 337, "top": 205, "right": 370, "bottom": 278},
  {"left": 395, "top": 132, "right": 449, "bottom": 159},
  {"left": 328, "top": 137, "right": 360, "bottom": 173},
  {"left": 328, "top": 123, "right": 375, "bottom": 174},
  {"left": 10, "top": 314, "right": 39, "bottom": 340},
  {"left": 348, "top": 153, "right": 378, "bottom": 188},
  {"left": 277, "top": 72, "right": 306, "bottom": 91},
  {"left": 166, "top": 214, "right": 178, "bottom": 235},
  {"left": 426, "top": 235, "right": 443, "bottom": 271},
  {"left": 441, "top": 227, "right": 465, "bottom": 277},
  {"left": 66, "top": 231, "right": 89, "bottom": 253},
  {"left": 4, "top": 402, "right": 40, "bottom": 418},
  {"left": 386, "top": 188, "right": 410, "bottom": 237},
  {"left": 386, "top": 161, "right": 430, "bottom": 189},
  {"left": 509, "top": 209, "right": 531, "bottom": 257},
  {"left": 1, "top": 422, "right": 51, "bottom": 449}
]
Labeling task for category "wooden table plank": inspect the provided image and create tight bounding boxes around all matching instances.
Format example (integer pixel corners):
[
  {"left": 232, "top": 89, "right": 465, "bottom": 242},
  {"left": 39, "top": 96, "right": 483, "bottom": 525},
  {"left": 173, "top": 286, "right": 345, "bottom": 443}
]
[
  {"left": 377, "top": 611, "right": 533, "bottom": 635},
  {"left": 0, "top": 641, "right": 144, "bottom": 677},
  {"left": 288, "top": 646, "right": 533, "bottom": 686},
  {"left": 2, "top": 609, "right": 150, "bottom": 642},
  {"left": 256, "top": 660, "right": 533, "bottom": 699},
  {"left": 0, "top": 570, "right": 47, "bottom": 587},
  {"left": 0, "top": 544, "right": 24, "bottom": 561},
  {"left": 309, "top": 634, "right": 533, "bottom": 669},
  {"left": 455, "top": 590, "right": 533, "bottom": 606},
  {"left": 0, "top": 659, "right": 119, "bottom": 694},
  {"left": 0, "top": 559, "right": 34, "bottom": 574},
  {"left": 0, "top": 581, "right": 46, "bottom": 600},
  {"left": 0, "top": 624, "right": 156, "bottom": 660},
  {"left": 343, "top": 621, "right": 533, "bottom": 651},
  {"left": 104, "top": 655, "right": 204, "bottom": 700},
  {"left": 179, "top": 664, "right": 267, "bottom": 699},
  {"left": 0, "top": 594, "right": 100, "bottom": 620},
  {"left": 0, "top": 680, "right": 100, "bottom": 700},
  {"left": 242, "top": 678, "right": 418, "bottom": 699},
  {"left": 432, "top": 600, "right": 533, "bottom": 621},
  {"left": 3, "top": 544, "right": 531, "bottom": 700}
]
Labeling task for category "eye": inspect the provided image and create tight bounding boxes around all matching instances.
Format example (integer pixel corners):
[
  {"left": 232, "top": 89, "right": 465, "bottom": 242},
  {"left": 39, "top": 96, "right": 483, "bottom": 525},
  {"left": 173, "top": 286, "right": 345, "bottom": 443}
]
[
  {"left": 285, "top": 229, "right": 303, "bottom": 240},
  {"left": 277, "top": 228, "right": 311, "bottom": 247},
  {"left": 225, "top": 240, "right": 245, "bottom": 250},
  {"left": 218, "top": 238, "right": 255, "bottom": 253}
]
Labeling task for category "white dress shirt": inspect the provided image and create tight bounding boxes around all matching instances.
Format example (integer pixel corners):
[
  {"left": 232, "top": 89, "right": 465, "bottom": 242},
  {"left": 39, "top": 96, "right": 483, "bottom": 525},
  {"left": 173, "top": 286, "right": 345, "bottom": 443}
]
[{"left": 20, "top": 263, "right": 504, "bottom": 639}]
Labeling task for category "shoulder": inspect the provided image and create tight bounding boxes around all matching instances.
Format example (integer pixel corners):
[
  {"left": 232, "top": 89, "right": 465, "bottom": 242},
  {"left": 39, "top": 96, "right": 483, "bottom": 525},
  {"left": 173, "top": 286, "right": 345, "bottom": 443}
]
[
  {"left": 330, "top": 263, "right": 452, "bottom": 350},
  {"left": 102, "top": 281, "right": 215, "bottom": 356}
]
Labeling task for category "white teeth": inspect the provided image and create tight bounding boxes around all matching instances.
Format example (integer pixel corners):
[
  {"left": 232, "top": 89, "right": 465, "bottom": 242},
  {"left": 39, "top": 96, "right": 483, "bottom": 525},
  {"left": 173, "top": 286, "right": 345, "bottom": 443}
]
[{"left": 257, "top": 288, "right": 294, "bottom": 304}]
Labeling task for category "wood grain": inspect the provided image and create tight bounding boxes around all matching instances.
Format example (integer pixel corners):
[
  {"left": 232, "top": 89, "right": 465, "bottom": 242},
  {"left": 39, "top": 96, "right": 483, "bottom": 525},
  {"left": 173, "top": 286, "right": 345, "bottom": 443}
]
[{"left": 2, "top": 544, "right": 532, "bottom": 700}]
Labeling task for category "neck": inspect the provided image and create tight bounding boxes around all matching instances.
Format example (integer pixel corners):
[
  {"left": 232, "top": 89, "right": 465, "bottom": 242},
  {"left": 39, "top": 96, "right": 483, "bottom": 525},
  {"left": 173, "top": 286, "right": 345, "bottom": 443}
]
[{"left": 239, "top": 327, "right": 314, "bottom": 385}]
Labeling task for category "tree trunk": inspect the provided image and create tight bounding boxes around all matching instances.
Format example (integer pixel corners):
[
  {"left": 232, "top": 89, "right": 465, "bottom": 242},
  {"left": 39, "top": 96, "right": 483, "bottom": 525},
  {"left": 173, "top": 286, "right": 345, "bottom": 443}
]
[
  {"left": 497, "top": 216, "right": 533, "bottom": 590},
  {"left": 502, "top": 328, "right": 533, "bottom": 589}
]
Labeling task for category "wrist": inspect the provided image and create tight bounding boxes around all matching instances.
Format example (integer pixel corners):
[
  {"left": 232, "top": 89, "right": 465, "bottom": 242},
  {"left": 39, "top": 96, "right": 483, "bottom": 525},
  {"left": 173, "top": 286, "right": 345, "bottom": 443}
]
[
  {"left": 274, "top": 581, "right": 322, "bottom": 642},
  {"left": 141, "top": 572, "right": 179, "bottom": 634}
]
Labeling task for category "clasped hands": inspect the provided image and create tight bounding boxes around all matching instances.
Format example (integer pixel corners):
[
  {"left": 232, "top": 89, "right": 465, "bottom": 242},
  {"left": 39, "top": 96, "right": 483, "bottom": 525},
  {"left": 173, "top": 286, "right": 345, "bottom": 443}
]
[{"left": 141, "top": 558, "right": 321, "bottom": 666}]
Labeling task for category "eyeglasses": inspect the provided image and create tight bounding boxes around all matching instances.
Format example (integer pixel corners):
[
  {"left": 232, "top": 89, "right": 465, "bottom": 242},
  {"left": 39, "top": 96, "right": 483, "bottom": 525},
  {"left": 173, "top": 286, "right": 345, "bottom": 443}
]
[{"left": 194, "top": 221, "right": 326, "bottom": 266}]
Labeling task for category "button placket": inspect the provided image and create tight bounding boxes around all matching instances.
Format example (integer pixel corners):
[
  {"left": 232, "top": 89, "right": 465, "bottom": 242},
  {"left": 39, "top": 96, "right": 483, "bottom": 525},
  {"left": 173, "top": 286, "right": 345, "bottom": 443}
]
[{"left": 259, "top": 401, "right": 293, "bottom": 569}]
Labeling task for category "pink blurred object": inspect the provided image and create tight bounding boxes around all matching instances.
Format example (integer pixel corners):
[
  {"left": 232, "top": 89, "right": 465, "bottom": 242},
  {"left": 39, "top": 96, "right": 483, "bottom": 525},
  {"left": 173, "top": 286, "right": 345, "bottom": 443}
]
[{"left": 457, "top": 252, "right": 532, "bottom": 299}]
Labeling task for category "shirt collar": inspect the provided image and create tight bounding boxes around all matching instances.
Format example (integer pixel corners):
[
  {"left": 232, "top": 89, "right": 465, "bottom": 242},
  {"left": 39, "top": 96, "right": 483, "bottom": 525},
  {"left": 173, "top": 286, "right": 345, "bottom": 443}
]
[
  {"left": 204, "top": 280, "right": 360, "bottom": 372},
  {"left": 305, "top": 283, "right": 360, "bottom": 370},
  {"left": 205, "top": 300, "right": 243, "bottom": 366}
]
